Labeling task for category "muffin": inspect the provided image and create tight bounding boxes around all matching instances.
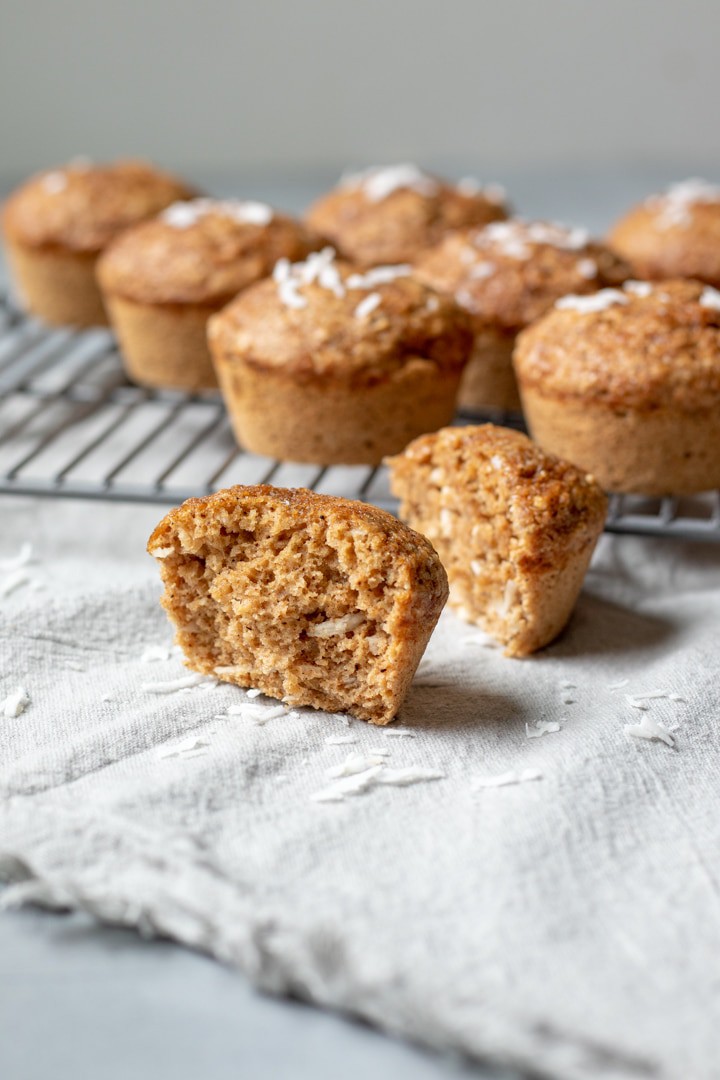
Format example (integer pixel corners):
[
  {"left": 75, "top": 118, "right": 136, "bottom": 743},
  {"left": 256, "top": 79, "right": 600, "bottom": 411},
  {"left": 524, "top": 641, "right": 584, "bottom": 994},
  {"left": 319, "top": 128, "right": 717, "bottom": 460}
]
[
  {"left": 97, "top": 199, "right": 321, "bottom": 391},
  {"left": 414, "top": 219, "right": 630, "bottom": 412},
  {"left": 388, "top": 425, "right": 607, "bottom": 656},
  {"left": 208, "top": 247, "right": 473, "bottom": 465},
  {"left": 148, "top": 484, "right": 449, "bottom": 724},
  {"left": 514, "top": 279, "right": 720, "bottom": 495},
  {"left": 304, "top": 164, "right": 508, "bottom": 267},
  {"left": 1, "top": 159, "right": 195, "bottom": 327},
  {"left": 608, "top": 179, "right": 720, "bottom": 288}
]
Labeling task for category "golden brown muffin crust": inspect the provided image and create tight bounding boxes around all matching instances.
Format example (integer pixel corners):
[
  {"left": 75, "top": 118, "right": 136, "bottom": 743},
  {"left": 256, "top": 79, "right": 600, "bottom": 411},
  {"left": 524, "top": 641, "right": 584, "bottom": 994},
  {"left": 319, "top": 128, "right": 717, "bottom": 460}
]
[
  {"left": 414, "top": 219, "right": 630, "bottom": 333},
  {"left": 304, "top": 165, "right": 508, "bottom": 267},
  {"left": 608, "top": 180, "right": 720, "bottom": 288},
  {"left": 208, "top": 249, "right": 473, "bottom": 387},
  {"left": 97, "top": 200, "right": 322, "bottom": 306},
  {"left": 514, "top": 279, "right": 720, "bottom": 411},
  {"left": 388, "top": 425, "right": 606, "bottom": 575},
  {"left": 148, "top": 484, "right": 448, "bottom": 723},
  {"left": 148, "top": 483, "right": 442, "bottom": 569},
  {"left": 2, "top": 159, "right": 195, "bottom": 252}
]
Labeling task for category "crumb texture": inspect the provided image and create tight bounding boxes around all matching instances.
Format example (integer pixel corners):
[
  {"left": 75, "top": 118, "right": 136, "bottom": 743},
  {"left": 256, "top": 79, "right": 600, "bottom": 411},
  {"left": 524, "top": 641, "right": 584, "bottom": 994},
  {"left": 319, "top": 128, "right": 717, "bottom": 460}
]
[
  {"left": 388, "top": 425, "right": 606, "bottom": 656},
  {"left": 148, "top": 485, "right": 448, "bottom": 724}
]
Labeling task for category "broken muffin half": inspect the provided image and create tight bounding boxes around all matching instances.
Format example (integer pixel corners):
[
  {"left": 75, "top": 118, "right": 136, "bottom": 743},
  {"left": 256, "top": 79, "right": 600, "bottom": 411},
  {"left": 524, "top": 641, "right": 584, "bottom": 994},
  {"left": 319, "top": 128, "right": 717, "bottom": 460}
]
[
  {"left": 148, "top": 484, "right": 448, "bottom": 724},
  {"left": 387, "top": 425, "right": 607, "bottom": 656}
]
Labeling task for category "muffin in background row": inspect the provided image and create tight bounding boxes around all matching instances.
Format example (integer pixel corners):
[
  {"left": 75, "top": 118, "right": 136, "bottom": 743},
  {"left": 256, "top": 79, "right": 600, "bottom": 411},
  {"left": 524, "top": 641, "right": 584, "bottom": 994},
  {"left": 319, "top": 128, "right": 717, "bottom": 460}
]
[
  {"left": 415, "top": 218, "right": 630, "bottom": 412},
  {"left": 305, "top": 164, "right": 508, "bottom": 268},
  {"left": 98, "top": 198, "right": 322, "bottom": 391},
  {"left": 514, "top": 278, "right": 720, "bottom": 495},
  {"left": 609, "top": 178, "right": 720, "bottom": 288},
  {"left": 208, "top": 248, "right": 473, "bottom": 465},
  {"left": 1, "top": 159, "right": 195, "bottom": 327}
]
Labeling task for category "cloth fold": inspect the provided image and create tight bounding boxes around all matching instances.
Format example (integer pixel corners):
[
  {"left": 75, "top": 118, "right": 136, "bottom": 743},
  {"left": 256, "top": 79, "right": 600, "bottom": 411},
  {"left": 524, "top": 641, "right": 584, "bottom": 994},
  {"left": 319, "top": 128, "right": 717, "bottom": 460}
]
[{"left": 2, "top": 529, "right": 720, "bottom": 1080}]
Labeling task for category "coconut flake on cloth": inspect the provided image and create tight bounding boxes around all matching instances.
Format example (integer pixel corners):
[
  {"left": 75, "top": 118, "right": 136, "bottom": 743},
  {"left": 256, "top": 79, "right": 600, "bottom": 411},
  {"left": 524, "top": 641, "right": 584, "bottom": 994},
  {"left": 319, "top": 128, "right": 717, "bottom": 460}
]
[{"left": 1, "top": 513, "right": 720, "bottom": 1080}]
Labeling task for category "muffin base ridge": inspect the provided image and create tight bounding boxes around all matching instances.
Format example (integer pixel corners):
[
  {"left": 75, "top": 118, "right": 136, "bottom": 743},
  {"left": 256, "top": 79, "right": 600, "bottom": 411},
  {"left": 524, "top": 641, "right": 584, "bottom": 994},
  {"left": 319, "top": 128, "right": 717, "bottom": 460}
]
[
  {"left": 5, "top": 240, "right": 108, "bottom": 327},
  {"left": 215, "top": 358, "right": 464, "bottom": 465},
  {"left": 521, "top": 388, "right": 720, "bottom": 495},
  {"left": 458, "top": 329, "right": 521, "bottom": 413},
  {"left": 106, "top": 296, "right": 219, "bottom": 391}
]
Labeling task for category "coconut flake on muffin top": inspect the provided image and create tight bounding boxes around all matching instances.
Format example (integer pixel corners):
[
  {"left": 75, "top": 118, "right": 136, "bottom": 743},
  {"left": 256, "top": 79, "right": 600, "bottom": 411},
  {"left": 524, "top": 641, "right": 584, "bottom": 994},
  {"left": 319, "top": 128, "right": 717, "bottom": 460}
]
[
  {"left": 647, "top": 178, "right": 720, "bottom": 230},
  {"left": 161, "top": 198, "right": 274, "bottom": 229}
]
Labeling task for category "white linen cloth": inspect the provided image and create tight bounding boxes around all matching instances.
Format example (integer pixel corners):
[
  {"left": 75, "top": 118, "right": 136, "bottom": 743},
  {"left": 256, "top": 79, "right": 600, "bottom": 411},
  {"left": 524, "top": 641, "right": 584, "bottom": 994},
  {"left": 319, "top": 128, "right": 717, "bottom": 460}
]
[{"left": 1, "top": 495, "right": 719, "bottom": 1080}]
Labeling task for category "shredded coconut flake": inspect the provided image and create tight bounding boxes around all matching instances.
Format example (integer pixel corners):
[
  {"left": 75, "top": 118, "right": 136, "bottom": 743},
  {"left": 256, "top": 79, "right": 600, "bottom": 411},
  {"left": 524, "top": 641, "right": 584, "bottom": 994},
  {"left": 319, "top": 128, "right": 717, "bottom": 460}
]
[
  {"left": 158, "top": 736, "right": 210, "bottom": 760},
  {"left": 307, "top": 613, "right": 364, "bottom": 638},
  {"left": 576, "top": 258, "right": 597, "bottom": 279},
  {"left": 246, "top": 688, "right": 263, "bottom": 699},
  {"left": 274, "top": 247, "right": 346, "bottom": 309},
  {"left": 607, "top": 679, "right": 629, "bottom": 690},
  {"left": 344, "top": 164, "right": 438, "bottom": 202},
  {"left": 140, "top": 644, "right": 172, "bottom": 663},
  {"left": 625, "top": 714, "right": 675, "bottom": 748},
  {"left": 42, "top": 172, "right": 67, "bottom": 194},
  {"left": 354, "top": 292, "right": 382, "bottom": 319},
  {"left": 650, "top": 178, "right": 720, "bottom": 229},
  {"left": 0, "top": 543, "right": 33, "bottom": 572},
  {"left": 0, "top": 570, "right": 31, "bottom": 598},
  {"left": 150, "top": 546, "right": 174, "bottom": 559},
  {"left": 472, "top": 768, "right": 543, "bottom": 790},
  {"left": 383, "top": 728, "right": 416, "bottom": 738},
  {"left": 525, "top": 721, "right": 561, "bottom": 739},
  {"left": 555, "top": 289, "right": 628, "bottom": 314},
  {"left": 700, "top": 286, "right": 720, "bottom": 311},
  {"left": 624, "top": 280, "right": 653, "bottom": 298},
  {"left": 326, "top": 752, "right": 389, "bottom": 778},
  {"left": 325, "top": 734, "right": 358, "bottom": 745},
  {"left": 346, "top": 264, "right": 412, "bottom": 289},
  {"left": 162, "top": 198, "right": 273, "bottom": 229},
  {"left": 2, "top": 686, "right": 30, "bottom": 718},
  {"left": 469, "top": 260, "right": 495, "bottom": 280},
  {"left": 311, "top": 761, "right": 442, "bottom": 802},
  {"left": 142, "top": 673, "right": 207, "bottom": 694}
]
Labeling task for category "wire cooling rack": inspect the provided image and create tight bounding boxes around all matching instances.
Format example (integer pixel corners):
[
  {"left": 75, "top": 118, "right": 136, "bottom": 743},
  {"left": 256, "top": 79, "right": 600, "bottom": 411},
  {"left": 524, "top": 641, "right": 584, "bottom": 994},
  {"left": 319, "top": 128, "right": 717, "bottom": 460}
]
[{"left": 1, "top": 291, "right": 719, "bottom": 541}]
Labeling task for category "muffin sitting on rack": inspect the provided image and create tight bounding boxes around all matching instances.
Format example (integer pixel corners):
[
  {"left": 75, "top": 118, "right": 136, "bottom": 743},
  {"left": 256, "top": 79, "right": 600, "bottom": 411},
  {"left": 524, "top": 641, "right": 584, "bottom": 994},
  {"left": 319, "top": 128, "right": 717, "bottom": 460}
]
[
  {"left": 304, "top": 164, "right": 508, "bottom": 267},
  {"left": 1, "top": 159, "right": 195, "bottom": 327},
  {"left": 514, "top": 279, "right": 720, "bottom": 495},
  {"left": 414, "top": 219, "right": 630, "bottom": 413},
  {"left": 608, "top": 179, "right": 720, "bottom": 288},
  {"left": 98, "top": 198, "right": 322, "bottom": 391},
  {"left": 208, "top": 247, "right": 473, "bottom": 465}
]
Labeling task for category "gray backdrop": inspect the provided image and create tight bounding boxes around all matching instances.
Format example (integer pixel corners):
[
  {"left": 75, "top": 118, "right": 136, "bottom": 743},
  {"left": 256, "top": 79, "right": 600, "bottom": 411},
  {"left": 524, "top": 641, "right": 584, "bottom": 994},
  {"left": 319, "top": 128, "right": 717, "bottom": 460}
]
[{"left": 1, "top": 0, "right": 718, "bottom": 188}]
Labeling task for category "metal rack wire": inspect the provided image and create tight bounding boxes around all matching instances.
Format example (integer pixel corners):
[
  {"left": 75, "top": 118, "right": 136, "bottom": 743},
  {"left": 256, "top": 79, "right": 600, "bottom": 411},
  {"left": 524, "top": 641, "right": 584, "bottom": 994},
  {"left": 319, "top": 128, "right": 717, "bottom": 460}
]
[{"left": 1, "top": 291, "right": 719, "bottom": 541}]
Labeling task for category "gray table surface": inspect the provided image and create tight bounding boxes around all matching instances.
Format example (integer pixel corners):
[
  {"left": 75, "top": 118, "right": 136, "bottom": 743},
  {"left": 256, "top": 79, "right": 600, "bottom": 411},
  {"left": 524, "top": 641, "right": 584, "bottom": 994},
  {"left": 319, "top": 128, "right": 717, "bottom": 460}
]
[{"left": 0, "top": 167, "right": 710, "bottom": 1080}]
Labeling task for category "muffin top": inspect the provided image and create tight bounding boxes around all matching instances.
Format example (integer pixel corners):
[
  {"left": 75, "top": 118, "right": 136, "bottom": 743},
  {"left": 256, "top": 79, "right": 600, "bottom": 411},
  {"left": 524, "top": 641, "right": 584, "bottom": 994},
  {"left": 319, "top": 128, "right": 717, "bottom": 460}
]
[
  {"left": 514, "top": 278, "right": 720, "bottom": 410},
  {"left": 414, "top": 219, "right": 630, "bottom": 334},
  {"left": 2, "top": 159, "right": 195, "bottom": 253},
  {"left": 98, "top": 199, "right": 322, "bottom": 307},
  {"left": 148, "top": 482, "right": 446, "bottom": 583},
  {"left": 388, "top": 424, "right": 607, "bottom": 558},
  {"left": 304, "top": 164, "right": 508, "bottom": 267},
  {"left": 208, "top": 247, "right": 473, "bottom": 386},
  {"left": 608, "top": 179, "right": 720, "bottom": 288}
]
